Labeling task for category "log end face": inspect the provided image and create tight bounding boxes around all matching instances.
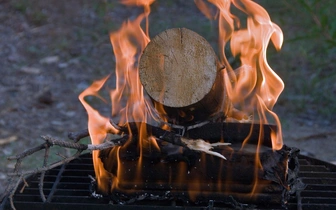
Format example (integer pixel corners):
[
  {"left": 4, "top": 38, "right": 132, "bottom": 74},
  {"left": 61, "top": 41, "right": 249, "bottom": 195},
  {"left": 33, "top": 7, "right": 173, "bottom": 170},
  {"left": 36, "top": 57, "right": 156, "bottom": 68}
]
[{"left": 139, "top": 28, "right": 218, "bottom": 108}]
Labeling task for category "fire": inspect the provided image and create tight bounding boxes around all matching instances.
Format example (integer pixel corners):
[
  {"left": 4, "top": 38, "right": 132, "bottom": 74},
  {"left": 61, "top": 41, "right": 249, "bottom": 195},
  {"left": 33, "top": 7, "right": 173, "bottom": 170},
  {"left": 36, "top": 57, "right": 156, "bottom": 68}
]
[
  {"left": 199, "top": 0, "right": 284, "bottom": 149},
  {"left": 78, "top": 76, "right": 118, "bottom": 192},
  {"left": 79, "top": 0, "right": 285, "bottom": 200},
  {"left": 197, "top": 0, "right": 284, "bottom": 196},
  {"left": 79, "top": 0, "right": 158, "bottom": 193}
]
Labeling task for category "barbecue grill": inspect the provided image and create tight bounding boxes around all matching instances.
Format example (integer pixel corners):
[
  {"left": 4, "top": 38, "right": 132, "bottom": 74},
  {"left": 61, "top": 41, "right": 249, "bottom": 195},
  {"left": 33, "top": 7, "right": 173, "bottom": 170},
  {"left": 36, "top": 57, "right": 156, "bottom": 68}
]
[{"left": 1, "top": 151, "right": 336, "bottom": 210}]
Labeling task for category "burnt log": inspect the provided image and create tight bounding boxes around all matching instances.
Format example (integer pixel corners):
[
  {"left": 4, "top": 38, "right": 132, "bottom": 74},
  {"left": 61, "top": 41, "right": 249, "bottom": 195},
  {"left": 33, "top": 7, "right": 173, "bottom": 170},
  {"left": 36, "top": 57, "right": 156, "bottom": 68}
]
[
  {"left": 97, "top": 123, "right": 300, "bottom": 206},
  {"left": 139, "top": 28, "right": 228, "bottom": 124},
  {"left": 99, "top": 142, "right": 299, "bottom": 206},
  {"left": 116, "top": 122, "right": 277, "bottom": 148}
]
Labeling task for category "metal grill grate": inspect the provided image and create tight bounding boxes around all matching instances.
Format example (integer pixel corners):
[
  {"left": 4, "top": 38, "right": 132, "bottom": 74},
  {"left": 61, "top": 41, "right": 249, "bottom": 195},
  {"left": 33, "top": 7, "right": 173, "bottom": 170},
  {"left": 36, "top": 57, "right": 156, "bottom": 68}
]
[
  {"left": 2, "top": 153, "right": 336, "bottom": 210},
  {"left": 292, "top": 157, "right": 336, "bottom": 209}
]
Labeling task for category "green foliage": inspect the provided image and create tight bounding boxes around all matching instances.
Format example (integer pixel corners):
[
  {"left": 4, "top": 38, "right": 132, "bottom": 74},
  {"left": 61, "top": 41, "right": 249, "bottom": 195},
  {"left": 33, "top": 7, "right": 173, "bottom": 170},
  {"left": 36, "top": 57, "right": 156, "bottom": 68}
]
[
  {"left": 11, "top": 0, "right": 28, "bottom": 13},
  {"left": 295, "top": 0, "right": 336, "bottom": 47},
  {"left": 280, "top": 0, "right": 336, "bottom": 120},
  {"left": 10, "top": 0, "right": 47, "bottom": 26}
]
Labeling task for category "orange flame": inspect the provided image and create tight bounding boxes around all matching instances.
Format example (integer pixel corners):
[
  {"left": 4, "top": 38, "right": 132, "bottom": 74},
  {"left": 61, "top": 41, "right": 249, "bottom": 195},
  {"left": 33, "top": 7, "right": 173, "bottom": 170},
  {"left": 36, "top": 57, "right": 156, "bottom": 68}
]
[
  {"left": 195, "top": 0, "right": 215, "bottom": 20},
  {"left": 79, "top": 0, "right": 157, "bottom": 194},
  {"left": 109, "top": 14, "right": 149, "bottom": 125},
  {"left": 121, "top": 0, "right": 155, "bottom": 35},
  {"left": 80, "top": 0, "right": 285, "bottom": 197},
  {"left": 78, "top": 76, "right": 118, "bottom": 193},
  {"left": 196, "top": 0, "right": 284, "bottom": 197},
  {"left": 197, "top": 0, "right": 284, "bottom": 150}
]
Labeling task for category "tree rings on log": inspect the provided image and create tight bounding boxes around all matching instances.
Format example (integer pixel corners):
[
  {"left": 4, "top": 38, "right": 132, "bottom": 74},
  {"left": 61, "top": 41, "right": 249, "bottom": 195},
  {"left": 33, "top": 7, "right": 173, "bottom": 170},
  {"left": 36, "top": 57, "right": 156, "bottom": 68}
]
[{"left": 139, "top": 28, "right": 226, "bottom": 124}]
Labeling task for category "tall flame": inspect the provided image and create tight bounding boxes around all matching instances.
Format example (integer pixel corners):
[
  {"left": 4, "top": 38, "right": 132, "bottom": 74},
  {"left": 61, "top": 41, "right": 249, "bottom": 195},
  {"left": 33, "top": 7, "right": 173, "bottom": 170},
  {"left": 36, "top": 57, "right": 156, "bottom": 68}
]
[
  {"left": 196, "top": 0, "right": 284, "bottom": 197},
  {"left": 79, "top": 0, "right": 156, "bottom": 194},
  {"left": 196, "top": 0, "right": 284, "bottom": 149},
  {"left": 78, "top": 76, "right": 118, "bottom": 193},
  {"left": 79, "top": 0, "right": 285, "bottom": 196}
]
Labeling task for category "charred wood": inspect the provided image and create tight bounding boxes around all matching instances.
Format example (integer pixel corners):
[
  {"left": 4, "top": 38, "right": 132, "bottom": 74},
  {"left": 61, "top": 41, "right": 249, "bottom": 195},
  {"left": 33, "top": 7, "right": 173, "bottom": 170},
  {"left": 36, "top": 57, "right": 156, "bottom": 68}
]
[{"left": 99, "top": 143, "right": 300, "bottom": 206}]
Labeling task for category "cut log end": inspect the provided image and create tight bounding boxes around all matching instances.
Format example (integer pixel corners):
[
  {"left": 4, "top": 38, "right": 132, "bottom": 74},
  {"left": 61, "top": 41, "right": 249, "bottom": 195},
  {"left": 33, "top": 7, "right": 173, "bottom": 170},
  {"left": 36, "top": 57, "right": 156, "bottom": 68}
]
[{"left": 139, "top": 28, "right": 218, "bottom": 108}]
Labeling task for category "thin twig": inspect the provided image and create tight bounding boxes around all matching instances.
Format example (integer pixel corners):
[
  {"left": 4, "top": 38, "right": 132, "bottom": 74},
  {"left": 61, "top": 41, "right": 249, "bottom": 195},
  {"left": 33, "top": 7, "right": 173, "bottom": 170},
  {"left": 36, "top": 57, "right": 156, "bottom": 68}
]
[
  {"left": 6, "top": 137, "right": 127, "bottom": 177},
  {"left": 8, "top": 174, "right": 24, "bottom": 210},
  {"left": 68, "top": 129, "right": 89, "bottom": 142},
  {"left": 8, "top": 150, "right": 83, "bottom": 176},
  {"left": 41, "top": 135, "right": 89, "bottom": 150},
  {"left": 8, "top": 144, "right": 46, "bottom": 161},
  {"left": 67, "top": 118, "right": 122, "bottom": 142},
  {"left": 19, "top": 178, "right": 28, "bottom": 194},
  {"left": 56, "top": 152, "right": 67, "bottom": 159},
  {"left": 8, "top": 144, "right": 46, "bottom": 172},
  {"left": 39, "top": 143, "right": 50, "bottom": 202},
  {"left": 7, "top": 150, "right": 85, "bottom": 210},
  {"left": 4, "top": 124, "right": 187, "bottom": 210},
  {"left": 4, "top": 133, "right": 129, "bottom": 210}
]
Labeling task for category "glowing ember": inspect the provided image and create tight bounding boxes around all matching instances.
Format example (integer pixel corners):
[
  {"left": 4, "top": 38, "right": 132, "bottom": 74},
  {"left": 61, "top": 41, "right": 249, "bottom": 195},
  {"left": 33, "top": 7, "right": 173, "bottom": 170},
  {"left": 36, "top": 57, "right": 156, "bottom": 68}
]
[{"left": 79, "top": 0, "right": 286, "bottom": 200}]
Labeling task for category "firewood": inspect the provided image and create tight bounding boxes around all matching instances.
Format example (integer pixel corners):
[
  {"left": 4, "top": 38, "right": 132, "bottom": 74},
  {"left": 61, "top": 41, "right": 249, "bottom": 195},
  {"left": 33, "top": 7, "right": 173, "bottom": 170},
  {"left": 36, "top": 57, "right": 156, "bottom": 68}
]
[
  {"left": 139, "top": 28, "right": 227, "bottom": 124},
  {"left": 100, "top": 142, "right": 299, "bottom": 205}
]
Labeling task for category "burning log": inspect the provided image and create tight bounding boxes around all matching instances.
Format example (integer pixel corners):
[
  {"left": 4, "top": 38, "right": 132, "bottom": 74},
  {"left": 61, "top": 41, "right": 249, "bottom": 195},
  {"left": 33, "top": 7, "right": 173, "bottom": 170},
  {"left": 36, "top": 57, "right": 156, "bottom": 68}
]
[
  {"left": 99, "top": 141, "right": 299, "bottom": 206},
  {"left": 139, "top": 28, "right": 228, "bottom": 124},
  {"left": 97, "top": 123, "right": 300, "bottom": 206}
]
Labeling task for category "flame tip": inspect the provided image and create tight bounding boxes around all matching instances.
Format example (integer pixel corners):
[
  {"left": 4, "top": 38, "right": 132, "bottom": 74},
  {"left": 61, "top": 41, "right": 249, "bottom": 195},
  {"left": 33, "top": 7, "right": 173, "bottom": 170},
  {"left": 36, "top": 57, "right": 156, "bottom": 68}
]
[{"left": 83, "top": 0, "right": 285, "bottom": 194}]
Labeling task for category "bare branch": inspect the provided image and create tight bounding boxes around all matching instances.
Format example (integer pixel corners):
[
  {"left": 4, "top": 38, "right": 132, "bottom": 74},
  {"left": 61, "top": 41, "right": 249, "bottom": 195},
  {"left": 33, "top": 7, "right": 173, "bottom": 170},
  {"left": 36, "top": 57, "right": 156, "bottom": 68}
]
[
  {"left": 39, "top": 144, "right": 50, "bottom": 202},
  {"left": 8, "top": 143, "right": 46, "bottom": 161},
  {"left": 41, "top": 135, "right": 89, "bottom": 150},
  {"left": 8, "top": 174, "right": 24, "bottom": 210},
  {"left": 19, "top": 178, "right": 28, "bottom": 194},
  {"left": 68, "top": 129, "right": 89, "bottom": 142},
  {"left": 3, "top": 133, "right": 130, "bottom": 210},
  {"left": 3, "top": 124, "right": 186, "bottom": 210}
]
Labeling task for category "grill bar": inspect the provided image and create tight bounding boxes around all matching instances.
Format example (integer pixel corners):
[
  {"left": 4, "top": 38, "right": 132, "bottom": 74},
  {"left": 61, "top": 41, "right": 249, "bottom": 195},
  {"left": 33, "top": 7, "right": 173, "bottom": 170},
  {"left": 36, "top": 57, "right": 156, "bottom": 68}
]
[
  {"left": 2, "top": 153, "right": 336, "bottom": 210},
  {"left": 287, "top": 157, "right": 336, "bottom": 210},
  {"left": 46, "top": 164, "right": 66, "bottom": 202}
]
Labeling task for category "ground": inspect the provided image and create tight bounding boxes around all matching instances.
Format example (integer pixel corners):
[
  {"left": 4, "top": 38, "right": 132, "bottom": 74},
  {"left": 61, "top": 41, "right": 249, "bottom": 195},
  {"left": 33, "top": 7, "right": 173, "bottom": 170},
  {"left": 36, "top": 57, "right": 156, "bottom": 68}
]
[{"left": 1, "top": 0, "right": 335, "bottom": 196}]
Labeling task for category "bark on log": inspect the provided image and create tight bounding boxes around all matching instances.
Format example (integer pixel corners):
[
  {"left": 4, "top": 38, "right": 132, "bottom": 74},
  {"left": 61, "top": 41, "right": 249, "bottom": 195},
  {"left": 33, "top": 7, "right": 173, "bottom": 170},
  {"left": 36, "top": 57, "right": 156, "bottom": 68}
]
[
  {"left": 139, "top": 28, "right": 227, "bottom": 124},
  {"left": 99, "top": 143, "right": 298, "bottom": 205}
]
